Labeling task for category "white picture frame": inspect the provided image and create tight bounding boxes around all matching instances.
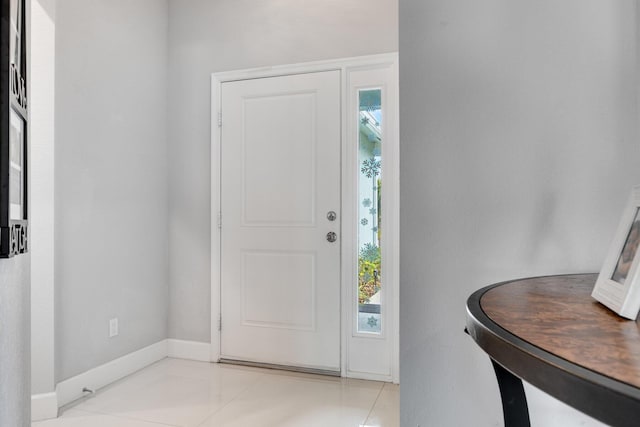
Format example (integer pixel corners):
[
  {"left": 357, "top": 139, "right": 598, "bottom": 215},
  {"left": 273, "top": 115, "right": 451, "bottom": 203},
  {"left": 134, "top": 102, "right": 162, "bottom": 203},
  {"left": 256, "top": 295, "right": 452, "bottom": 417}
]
[{"left": 593, "top": 185, "right": 640, "bottom": 319}]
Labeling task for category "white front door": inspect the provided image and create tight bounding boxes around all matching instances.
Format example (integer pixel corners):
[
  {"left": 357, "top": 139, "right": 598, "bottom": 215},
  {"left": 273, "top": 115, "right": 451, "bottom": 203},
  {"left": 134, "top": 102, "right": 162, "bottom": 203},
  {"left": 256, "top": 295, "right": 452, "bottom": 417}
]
[{"left": 220, "top": 71, "right": 341, "bottom": 372}]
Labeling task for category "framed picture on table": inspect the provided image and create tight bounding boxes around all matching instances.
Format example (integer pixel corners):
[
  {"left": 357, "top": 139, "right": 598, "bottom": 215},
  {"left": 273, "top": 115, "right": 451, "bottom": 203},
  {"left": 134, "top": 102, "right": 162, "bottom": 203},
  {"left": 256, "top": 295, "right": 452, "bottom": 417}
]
[
  {"left": 593, "top": 185, "right": 640, "bottom": 319},
  {"left": 0, "top": 0, "right": 28, "bottom": 257}
]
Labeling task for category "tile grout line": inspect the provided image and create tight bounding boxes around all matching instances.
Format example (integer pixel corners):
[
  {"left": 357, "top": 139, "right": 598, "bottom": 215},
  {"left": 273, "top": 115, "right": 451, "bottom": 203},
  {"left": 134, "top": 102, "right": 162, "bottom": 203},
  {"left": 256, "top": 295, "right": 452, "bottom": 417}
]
[
  {"left": 191, "top": 373, "right": 270, "bottom": 427},
  {"left": 362, "top": 382, "right": 386, "bottom": 426},
  {"left": 52, "top": 408, "right": 183, "bottom": 427}
]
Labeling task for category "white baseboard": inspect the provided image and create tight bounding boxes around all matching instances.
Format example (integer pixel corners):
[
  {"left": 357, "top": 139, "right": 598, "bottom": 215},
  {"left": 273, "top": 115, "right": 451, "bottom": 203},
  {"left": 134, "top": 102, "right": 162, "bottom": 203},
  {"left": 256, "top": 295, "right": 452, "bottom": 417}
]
[
  {"left": 55, "top": 340, "right": 167, "bottom": 408},
  {"left": 32, "top": 392, "right": 58, "bottom": 421},
  {"left": 167, "top": 339, "right": 211, "bottom": 362},
  {"left": 39, "top": 338, "right": 213, "bottom": 418},
  {"left": 346, "top": 370, "right": 393, "bottom": 383}
]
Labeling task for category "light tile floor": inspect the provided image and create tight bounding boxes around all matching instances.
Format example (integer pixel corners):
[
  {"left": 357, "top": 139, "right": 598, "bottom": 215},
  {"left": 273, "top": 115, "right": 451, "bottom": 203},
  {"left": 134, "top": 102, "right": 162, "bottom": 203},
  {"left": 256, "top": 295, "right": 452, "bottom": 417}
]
[{"left": 33, "top": 358, "right": 399, "bottom": 427}]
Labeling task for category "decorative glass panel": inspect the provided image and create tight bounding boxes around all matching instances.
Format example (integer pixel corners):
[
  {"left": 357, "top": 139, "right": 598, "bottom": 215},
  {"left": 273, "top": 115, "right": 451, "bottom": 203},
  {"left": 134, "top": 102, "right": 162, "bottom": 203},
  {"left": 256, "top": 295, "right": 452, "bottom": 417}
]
[
  {"left": 9, "top": 108, "right": 24, "bottom": 220},
  {"left": 357, "top": 89, "right": 382, "bottom": 334}
]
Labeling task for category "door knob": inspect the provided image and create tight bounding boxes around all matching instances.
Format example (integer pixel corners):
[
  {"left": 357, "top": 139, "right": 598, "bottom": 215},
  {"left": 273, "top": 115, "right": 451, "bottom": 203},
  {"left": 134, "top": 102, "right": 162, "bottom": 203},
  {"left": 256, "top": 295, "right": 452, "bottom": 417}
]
[{"left": 326, "top": 232, "right": 337, "bottom": 243}]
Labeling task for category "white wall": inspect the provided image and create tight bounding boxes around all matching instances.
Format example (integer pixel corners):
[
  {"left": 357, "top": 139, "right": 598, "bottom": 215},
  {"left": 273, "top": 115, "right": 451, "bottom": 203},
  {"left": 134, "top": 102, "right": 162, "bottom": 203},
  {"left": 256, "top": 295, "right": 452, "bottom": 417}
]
[
  {"left": 167, "top": 0, "right": 399, "bottom": 341},
  {"left": 31, "top": 0, "right": 55, "bottom": 397},
  {"left": 399, "top": 0, "right": 638, "bottom": 426},
  {"left": 0, "top": 256, "right": 31, "bottom": 426},
  {"left": 55, "top": 0, "right": 169, "bottom": 381}
]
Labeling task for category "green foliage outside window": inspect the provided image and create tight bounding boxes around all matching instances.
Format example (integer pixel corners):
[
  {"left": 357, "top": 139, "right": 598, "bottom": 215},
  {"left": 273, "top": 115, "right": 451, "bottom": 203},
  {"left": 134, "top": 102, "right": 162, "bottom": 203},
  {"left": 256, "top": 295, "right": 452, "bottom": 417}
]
[{"left": 358, "top": 243, "right": 381, "bottom": 304}]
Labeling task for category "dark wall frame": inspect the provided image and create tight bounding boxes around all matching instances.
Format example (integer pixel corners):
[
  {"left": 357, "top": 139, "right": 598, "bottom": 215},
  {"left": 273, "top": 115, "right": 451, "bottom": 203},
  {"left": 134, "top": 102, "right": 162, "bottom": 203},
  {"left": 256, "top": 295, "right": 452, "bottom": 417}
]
[{"left": 0, "top": 0, "right": 28, "bottom": 258}]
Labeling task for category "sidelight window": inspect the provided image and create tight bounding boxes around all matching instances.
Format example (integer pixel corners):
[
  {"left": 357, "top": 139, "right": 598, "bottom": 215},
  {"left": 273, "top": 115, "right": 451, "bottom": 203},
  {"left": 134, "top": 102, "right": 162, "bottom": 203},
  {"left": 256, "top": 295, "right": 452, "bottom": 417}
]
[{"left": 357, "top": 89, "right": 382, "bottom": 334}]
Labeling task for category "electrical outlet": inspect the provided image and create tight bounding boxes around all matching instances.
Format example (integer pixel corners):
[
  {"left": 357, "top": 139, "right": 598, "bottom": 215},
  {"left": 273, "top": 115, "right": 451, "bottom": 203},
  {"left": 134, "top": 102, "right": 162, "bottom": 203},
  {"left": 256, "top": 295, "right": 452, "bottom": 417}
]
[{"left": 109, "top": 318, "right": 118, "bottom": 338}]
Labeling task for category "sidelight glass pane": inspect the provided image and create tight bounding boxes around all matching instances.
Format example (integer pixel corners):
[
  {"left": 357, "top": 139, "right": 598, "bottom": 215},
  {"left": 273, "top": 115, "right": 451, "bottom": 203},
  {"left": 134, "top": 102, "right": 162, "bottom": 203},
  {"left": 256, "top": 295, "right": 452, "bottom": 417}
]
[{"left": 357, "top": 89, "right": 382, "bottom": 334}]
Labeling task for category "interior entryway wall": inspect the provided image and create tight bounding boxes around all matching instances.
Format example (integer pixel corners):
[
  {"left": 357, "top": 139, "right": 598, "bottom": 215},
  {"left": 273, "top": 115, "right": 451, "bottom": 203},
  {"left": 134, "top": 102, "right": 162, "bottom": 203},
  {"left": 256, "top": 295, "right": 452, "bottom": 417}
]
[
  {"left": 30, "top": 0, "right": 56, "bottom": 420},
  {"left": 54, "top": 0, "right": 169, "bottom": 383},
  {"left": 399, "top": 1, "right": 639, "bottom": 426},
  {"left": 32, "top": 0, "right": 171, "bottom": 420}
]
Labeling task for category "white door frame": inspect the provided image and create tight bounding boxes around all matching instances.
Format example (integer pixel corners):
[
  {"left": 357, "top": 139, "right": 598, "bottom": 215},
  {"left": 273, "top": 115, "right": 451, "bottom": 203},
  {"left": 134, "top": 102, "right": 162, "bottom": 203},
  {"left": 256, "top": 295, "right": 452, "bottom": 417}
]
[{"left": 210, "top": 53, "right": 399, "bottom": 383}]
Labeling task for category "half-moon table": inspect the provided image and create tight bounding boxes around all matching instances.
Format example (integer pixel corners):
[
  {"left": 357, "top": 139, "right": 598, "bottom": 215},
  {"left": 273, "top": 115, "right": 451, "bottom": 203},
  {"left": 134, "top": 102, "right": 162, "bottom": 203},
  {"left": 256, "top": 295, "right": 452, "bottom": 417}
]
[{"left": 465, "top": 274, "right": 640, "bottom": 427}]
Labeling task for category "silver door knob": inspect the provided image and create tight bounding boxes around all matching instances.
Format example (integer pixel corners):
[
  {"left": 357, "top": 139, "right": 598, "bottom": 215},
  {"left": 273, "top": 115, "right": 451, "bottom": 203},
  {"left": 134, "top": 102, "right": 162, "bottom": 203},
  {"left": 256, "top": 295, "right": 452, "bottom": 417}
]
[
  {"left": 327, "top": 211, "right": 337, "bottom": 221},
  {"left": 326, "top": 232, "right": 337, "bottom": 243}
]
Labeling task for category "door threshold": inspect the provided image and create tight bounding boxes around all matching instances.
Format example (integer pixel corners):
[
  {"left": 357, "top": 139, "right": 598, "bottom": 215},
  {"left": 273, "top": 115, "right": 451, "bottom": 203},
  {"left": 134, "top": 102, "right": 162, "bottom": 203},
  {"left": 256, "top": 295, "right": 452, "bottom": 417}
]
[{"left": 219, "top": 358, "right": 341, "bottom": 377}]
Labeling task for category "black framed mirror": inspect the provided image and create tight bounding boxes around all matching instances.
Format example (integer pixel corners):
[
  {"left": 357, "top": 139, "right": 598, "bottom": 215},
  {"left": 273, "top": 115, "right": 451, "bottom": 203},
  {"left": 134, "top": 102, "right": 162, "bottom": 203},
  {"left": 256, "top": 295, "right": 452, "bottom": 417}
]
[{"left": 0, "top": 0, "right": 28, "bottom": 257}]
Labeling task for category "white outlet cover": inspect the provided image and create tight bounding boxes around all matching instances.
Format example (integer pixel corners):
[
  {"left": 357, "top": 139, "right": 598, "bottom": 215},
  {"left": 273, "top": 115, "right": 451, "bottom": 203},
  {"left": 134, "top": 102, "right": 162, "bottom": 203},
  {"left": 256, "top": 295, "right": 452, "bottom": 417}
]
[{"left": 109, "top": 318, "right": 118, "bottom": 337}]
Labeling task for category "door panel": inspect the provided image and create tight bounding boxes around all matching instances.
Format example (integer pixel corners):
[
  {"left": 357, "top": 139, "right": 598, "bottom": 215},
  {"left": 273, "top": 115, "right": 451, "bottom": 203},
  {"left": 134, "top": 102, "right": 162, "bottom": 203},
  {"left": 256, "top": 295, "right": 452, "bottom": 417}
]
[
  {"left": 241, "top": 92, "right": 316, "bottom": 226},
  {"left": 241, "top": 251, "right": 316, "bottom": 330},
  {"left": 220, "top": 71, "right": 341, "bottom": 371}
]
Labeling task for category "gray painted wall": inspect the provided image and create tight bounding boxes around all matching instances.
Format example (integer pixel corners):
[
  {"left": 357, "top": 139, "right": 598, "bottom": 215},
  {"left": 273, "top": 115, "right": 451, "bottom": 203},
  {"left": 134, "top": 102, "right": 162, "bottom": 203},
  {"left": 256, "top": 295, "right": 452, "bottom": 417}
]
[
  {"left": 55, "top": 0, "right": 169, "bottom": 381},
  {"left": 0, "top": 257, "right": 31, "bottom": 426},
  {"left": 167, "top": 0, "right": 398, "bottom": 341},
  {"left": 400, "top": 0, "right": 638, "bottom": 426},
  {"left": 1, "top": 3, "right": 32, "bottom": 425},
  {"left": 31, "top": 0, "right": 56, "bottom": 396}
]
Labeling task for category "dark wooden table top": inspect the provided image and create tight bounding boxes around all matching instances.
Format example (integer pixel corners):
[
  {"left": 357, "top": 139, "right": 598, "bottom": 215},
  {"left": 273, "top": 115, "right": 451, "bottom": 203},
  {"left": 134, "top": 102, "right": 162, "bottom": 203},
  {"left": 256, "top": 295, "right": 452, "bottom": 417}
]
[
  {"left": 466, "top": 274, "right": 640, "bottom": 426},
  {"left": 481, "top": 273, "right": 640, "bottom": 389}
]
